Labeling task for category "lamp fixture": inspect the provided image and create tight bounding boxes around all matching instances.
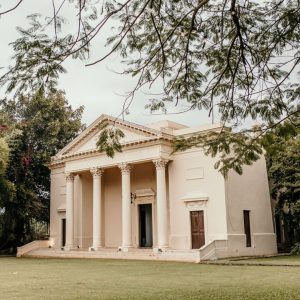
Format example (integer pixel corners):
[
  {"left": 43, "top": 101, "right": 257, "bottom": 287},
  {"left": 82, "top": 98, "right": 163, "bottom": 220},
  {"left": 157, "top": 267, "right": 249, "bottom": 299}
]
[{"left": 130, "top": 192, "right": 136, "bottom": 204}]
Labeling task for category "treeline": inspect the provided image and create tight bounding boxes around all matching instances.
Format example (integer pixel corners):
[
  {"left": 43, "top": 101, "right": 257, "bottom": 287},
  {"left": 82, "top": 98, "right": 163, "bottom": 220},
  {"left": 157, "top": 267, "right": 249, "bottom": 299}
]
[
  {"left": 0, "top": 90, "right": 84, "bottom": 253},
  {"left": 262, "top": 113, "right": 300, "bottom": 251}
]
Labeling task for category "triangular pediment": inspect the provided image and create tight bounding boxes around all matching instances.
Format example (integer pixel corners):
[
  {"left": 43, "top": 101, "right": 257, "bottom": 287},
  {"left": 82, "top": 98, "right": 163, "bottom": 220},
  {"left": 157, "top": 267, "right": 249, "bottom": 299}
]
[{"left": 55, "top": 114, "right": 164, "bottom": 157}]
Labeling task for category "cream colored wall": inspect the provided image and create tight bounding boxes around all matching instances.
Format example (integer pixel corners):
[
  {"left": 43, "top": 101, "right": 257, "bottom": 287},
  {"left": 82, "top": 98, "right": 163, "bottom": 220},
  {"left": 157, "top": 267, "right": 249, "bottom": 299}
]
[
  {"left": 103, "top": 167, "right": 122, "bottom": 247},
  {"left": 168, "top": 149, "right": 228, "bottom": 250},
  {"left": 49, "top": 167, "right": 65, "bottom": 249},
  {"left": 225, "top": 156, "right": 277, "bottom": 256},
  {"left": 80, "top": 173, "right": 93, "bottom": 248}
]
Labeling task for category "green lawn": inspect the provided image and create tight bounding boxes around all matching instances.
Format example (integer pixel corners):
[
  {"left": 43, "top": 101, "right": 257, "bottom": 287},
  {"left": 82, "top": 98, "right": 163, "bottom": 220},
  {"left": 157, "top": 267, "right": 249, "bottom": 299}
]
[
  {"left": 228, "top": 255, "right": 300, "bottom": 266},
  {"left": 0, "top": 257, "right": 299, "bottom": 300}
]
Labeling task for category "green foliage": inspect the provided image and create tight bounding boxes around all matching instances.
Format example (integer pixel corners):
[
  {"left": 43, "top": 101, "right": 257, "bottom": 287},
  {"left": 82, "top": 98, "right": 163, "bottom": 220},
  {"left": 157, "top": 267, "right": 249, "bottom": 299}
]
[
  {"left": 290, "top": 243, "right": 300, "bottom": 255},
  {"left": 0, "top": 90, "right": 84, "bottom": 251},
  {"left": 96, "top": 121, "right": 125, "bottom": 158},
  {"left": 0, "top": 14, "right": 91, "bottom": 97},
  {"left": 1, "top": 0, "right": 300, "bottom": 173},
  {"left": 0, "top": 138, "right": 9, "bottom": 174},
  {"left": 174, "top": 128, "right": 263, "bottom": 176},
  {"left": 0, "top": 16, "right": 65, "bottom": 96},
  {"left": 96, "top": 0, "right": 299, "bottom": 127},
  {"left": 262, "top": 111, "right": 300, "bottom": 245}
]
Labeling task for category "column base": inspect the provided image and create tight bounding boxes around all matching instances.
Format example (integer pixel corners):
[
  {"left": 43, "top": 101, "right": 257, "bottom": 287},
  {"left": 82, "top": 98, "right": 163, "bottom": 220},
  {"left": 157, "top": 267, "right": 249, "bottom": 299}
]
[
  {"left": 153, "top": 246, "right": 168, "bottom": 253},
  {"left": 63, "top": 245, "right": 77, "bottom": 251},
  {"left": 89, "top": 246, "right": 103, "bottom": 251},
  {"left": 118, "top": 246, "right": 133, "bottom": 252}
]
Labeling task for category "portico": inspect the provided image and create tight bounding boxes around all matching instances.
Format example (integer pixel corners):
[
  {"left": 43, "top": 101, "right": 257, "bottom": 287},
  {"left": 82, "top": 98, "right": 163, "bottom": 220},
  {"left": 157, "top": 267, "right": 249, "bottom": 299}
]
[{"left": 62, "top": 158, "right": 169, "bottom": 252}]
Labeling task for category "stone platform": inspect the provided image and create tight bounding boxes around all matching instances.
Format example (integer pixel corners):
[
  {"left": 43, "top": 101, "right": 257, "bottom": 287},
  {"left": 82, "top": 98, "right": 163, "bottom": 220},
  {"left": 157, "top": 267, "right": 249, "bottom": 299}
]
[{"left": 20, "top": 247, "right": 199, "bottom": 262}]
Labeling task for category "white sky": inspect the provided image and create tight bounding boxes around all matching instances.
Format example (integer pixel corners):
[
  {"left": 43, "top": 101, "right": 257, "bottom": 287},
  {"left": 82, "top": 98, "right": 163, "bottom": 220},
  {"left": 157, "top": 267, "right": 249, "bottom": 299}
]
[{"left": 0, "top": 0, "right": 212, "bottom": 127}]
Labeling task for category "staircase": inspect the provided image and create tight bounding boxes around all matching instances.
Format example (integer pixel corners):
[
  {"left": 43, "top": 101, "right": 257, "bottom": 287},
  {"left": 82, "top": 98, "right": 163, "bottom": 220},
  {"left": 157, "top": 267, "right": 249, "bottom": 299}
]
[
  {"left": 17, "top": 240, "right": 228, "bottom": 262},
  {"left": 199, "top": 240, "right": 228, "bottom": 261},
  {"left": 18, "top": 243, "right": 198, "bottom": 262}
]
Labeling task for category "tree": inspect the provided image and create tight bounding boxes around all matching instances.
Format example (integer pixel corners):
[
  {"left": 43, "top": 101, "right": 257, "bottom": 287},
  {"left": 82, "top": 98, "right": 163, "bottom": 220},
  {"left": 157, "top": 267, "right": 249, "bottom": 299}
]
[
  {"left": 0, "top": 112, "right": 18, "bottom": 252},
  {"left": 0, "top": 90, "right": 84, "bottom": 252},
  {"left": 0, "top": 138, "right": 9, "bottom": 173},
  {"left": 0, "top": 0, "right": 300, "bottom": 174},
  {"left": 262, "top": 112, "right": 300, "bottom": 246}
]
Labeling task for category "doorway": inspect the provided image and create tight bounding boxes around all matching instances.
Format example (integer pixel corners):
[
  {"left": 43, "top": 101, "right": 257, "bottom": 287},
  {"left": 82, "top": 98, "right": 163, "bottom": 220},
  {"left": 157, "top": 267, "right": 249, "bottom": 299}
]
[
  {"left": 61, "top": 218, "right": 66, "bottom": 247},
  {"left": 243, "top": 210, "right": 251, "bottom": 247},
  {"left": 139, "top": 204, "right": 153, "bottom": 247},
  {"left": 190, "top": 211, "right": 205, "bottom": 249}
]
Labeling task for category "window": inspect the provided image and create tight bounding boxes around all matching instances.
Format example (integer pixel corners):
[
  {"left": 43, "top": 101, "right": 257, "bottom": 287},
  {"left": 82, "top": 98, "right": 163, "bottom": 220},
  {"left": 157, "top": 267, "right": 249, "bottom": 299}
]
[{"left": 243, "top": 210, "right": 251, "bottom": 247}]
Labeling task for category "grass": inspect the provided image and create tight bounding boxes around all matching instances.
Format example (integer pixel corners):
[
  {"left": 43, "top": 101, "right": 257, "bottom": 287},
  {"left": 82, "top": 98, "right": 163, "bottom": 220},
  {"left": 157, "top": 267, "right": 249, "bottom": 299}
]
[
  {"left": 227, "top": 255, "right": 300, "bottom": 266},
  {"left": 0, "top": 257, "right": 300, "bottom": 300}
]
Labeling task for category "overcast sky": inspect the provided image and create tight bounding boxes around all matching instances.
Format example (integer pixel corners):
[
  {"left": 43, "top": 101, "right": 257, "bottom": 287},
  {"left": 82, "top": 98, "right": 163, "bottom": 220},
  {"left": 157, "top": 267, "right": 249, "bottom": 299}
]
[{"left": 0, "top": 0, "right": 212, "bottom": 127}]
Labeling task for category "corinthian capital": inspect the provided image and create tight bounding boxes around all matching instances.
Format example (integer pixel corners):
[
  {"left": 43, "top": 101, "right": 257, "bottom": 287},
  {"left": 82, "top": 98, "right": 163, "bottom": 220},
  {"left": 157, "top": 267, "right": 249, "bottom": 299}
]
[
  {"left": 118, "top": 163, "right": 131, "bottom": 175},
  {"left": 90, "top": 167, "right": 104, "bottom": 177},
  {"left": 65, "top": 172, "right": 75, "bottom": 182},
  {"left": 153, "top": 159, "right": 169, "bottom": 170}
]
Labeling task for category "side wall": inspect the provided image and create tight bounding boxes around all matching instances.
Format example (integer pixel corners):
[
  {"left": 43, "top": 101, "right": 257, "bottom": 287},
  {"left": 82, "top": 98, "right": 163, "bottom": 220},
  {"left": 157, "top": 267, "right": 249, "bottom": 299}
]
[
  {"left": 80, "top": 173, "right": 93, "bottom": 248},
  {"left": 50, "top": 168, "right": 89, "bottom": 249},
  {"left": 168, "top": 149, "right": 228, "bottom": 249},
  {"left": 49, "top": 166, "right": 65, "bottom": 249},
  {"left": 225, "top": 156, "right": 277, "bottom": 256},
  {"left": 103, "top": 167, "right": 122, "bottom": 248}
]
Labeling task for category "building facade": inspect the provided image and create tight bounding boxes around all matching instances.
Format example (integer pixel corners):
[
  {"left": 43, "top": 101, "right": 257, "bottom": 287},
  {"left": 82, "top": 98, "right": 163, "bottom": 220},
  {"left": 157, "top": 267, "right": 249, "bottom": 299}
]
[{"left": 46, "top": 115, "right": 277, "bottom": 260}]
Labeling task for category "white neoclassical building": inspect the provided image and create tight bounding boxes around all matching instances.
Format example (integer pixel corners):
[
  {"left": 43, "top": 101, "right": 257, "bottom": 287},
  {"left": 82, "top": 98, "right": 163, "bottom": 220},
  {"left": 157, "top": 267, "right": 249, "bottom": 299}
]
[{"left": 17, "top": 115, "right": 277, "bottom": 261}]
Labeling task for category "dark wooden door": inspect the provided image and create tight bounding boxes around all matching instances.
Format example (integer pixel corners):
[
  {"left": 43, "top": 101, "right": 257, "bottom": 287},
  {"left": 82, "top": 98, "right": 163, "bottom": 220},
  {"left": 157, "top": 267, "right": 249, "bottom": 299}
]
[
  {"left": 243, "top": 210, "right": 251, "bottom": 247},
  {"left": 62, "top": 218, "right": 66, "bottom": 247},
  {"left": 139, "top": 204, "right": 153, "bottom": 247},
  {"left": 190, "top": 211, "right": 205, "bottom": 249}
]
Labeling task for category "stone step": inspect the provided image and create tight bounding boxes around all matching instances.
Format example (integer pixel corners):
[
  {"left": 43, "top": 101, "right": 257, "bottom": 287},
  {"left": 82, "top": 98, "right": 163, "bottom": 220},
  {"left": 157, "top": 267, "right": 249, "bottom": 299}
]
[{"left": 23, "top": 248, "right": 198, "bottom": 262}]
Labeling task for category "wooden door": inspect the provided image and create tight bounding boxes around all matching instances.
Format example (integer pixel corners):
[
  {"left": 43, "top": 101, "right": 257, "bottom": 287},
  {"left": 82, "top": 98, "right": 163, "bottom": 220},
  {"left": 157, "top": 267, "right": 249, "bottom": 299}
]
[
  {"left": 190, "top": 211, "right": 205, "bottom": 249},
  {"left": 243, "top": 210, "right": 251, "bottom": 247},
  {"left": 62, "top": 218, "right": 66, "bottom": 247},
  {"left": 139, "top": 204, "right": 153, "bottom": 247}
]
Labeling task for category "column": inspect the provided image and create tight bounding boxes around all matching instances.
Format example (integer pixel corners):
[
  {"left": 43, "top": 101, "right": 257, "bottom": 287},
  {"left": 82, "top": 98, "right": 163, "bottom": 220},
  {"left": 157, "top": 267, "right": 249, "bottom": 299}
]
[
  {"left": 153, "top": 159, "right": 169, "bottom": 250},
  {"left": 90, "top": 167, "right": 104, "bottom": 251},
  {"left": 64, "top": 172, "right": 75, "bottom": 250},
  {"left": 119, "top": 163, "right": 132, "bottom": 251}
]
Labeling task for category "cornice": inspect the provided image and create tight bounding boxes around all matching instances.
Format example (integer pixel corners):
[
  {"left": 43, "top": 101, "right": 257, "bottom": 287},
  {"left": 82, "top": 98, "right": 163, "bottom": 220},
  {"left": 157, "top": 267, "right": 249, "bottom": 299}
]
[
  {"left": 48, "top": 161, "right": 65, "bottom": 170},
  {"left": 49, "top": 137, "right": 173, "bottom": 167}
]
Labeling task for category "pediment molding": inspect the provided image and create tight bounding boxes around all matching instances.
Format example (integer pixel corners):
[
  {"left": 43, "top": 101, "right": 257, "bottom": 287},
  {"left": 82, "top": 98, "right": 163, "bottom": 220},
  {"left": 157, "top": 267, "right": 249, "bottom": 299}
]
[{"left": 52, "top": 114, "right": 173, "bottom": 160}]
